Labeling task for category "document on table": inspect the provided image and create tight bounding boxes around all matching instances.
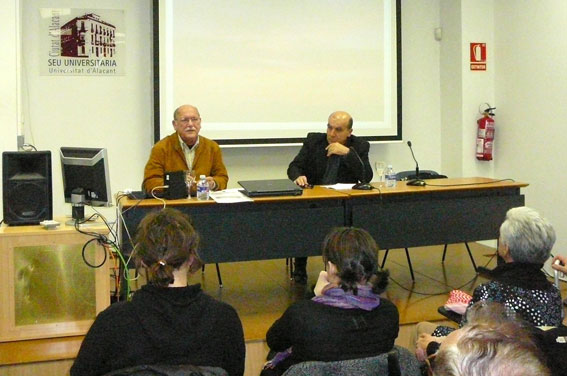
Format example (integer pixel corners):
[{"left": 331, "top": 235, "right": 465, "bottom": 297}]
[
  {"left": 322, "top": 183, "right": 355, "bottom": 190},
  {"left": 210, "top": 189, "right": 253, "bottom": 203}
]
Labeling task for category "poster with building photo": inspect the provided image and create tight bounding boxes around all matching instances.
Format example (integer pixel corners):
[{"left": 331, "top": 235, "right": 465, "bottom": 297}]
[{"left": 40, "top": 8, "right": 125, "bottom": 76}]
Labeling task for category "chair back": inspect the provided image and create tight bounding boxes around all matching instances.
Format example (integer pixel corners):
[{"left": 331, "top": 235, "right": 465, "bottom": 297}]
[
  {"left": 281, "top": 345, "right": 420, "bottom": 376},
  {"left": 102, "top": 364, "right": 228, "bottom": 376}
]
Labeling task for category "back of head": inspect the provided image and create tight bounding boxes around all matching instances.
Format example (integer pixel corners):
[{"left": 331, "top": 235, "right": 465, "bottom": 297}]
[
  {"left": 433, "top": 320, "right": 550, "bottom": 376},
  {"left": 464, "top": 301, "right": 521, "bottom": 326},
  {"left": 499, "top": 206, "right": 555, "bottom": 264},
  {"left": 133, "top": 208, "right": 201, "bottom": 287},
  {"left": 322, "top": 227, "right": 388, "bottom": 294}
]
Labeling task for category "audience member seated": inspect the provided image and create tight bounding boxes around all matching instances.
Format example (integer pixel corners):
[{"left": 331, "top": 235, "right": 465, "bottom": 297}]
[
  {"left": 429, "top": 313, "right": 551, "bottom": 376},
  {"left": 551, "top": 253, "right": 567, "bottom": 306},
  {"left": 413, "top": 206, "right": 562, "bottom": 352},
  {"left": 261, "top": 227, "right": 400, "bottom": 376},
  {"left": 70, "top": 208, "right": 245, "bottom": 376}
]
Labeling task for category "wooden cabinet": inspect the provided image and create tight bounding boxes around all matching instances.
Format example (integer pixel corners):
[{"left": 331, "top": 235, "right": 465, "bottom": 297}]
[{"left": 0, "top": 220, "right": 110, "bottom": 342}]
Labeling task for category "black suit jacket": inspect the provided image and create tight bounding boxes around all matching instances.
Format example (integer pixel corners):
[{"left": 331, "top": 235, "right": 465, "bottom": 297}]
[{"left": 287, "top": 133, "right": 372, "bottom": 185}]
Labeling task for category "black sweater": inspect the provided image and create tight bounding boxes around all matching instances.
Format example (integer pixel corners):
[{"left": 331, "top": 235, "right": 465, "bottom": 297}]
[
  {"left": 71, "top": 284, "right": 245, "bottom": 376},
  {"left": 266, "top": 298, "right": 399, "bottom": 365}
]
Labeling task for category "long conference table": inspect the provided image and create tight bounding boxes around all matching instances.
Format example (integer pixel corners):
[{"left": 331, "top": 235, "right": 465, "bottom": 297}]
[{"left": 119, "top": 177, "right": 527, "bottom": 264}]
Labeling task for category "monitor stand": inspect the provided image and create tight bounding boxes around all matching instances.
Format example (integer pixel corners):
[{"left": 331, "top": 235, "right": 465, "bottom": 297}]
[{"left": 65, "top": 204, "right": 100, "bottom": 228}]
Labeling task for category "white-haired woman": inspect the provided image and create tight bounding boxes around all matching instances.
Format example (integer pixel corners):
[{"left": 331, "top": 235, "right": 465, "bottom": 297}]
[
  {"left": 466, "top": 206, "right": 562, "bottom": 325},
  {"left": 431, "top": 319, "right": 550, "bottom": 376},
  {"left": 417, "top": 206, "right": 562, "bottom": 357}
]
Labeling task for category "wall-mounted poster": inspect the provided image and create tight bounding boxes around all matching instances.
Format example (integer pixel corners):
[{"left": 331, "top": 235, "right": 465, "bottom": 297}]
[{"left": 40, "top": 8, "right": 125, "bottom": 76}]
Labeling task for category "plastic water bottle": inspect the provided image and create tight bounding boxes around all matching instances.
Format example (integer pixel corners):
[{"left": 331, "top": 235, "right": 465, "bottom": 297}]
[
  {"left": 196, "top": 175, "right": 210, "bottom": 200},
  {"left": 385, "top": 165, "right": 397, "bottom": 188}
]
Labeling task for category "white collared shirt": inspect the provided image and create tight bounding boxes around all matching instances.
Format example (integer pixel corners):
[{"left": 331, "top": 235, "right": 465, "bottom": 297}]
[{"left": 178, "top": 135, "right": 200, "bottom": 171}]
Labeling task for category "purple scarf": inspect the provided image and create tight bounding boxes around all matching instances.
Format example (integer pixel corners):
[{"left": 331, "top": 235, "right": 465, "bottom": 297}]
[
  {"left": 264, "top": 286, "right": 381, "bottom": 369},
  {"left": 312, "top": 285, "right": 381, "bottom": 311}
]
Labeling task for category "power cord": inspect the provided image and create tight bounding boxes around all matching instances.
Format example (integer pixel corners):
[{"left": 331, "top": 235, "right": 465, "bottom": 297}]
[
  {"left": 151, "top": 185, "right": 168, "bottom": 209},
  {"left": 72, "top": 208, "right": 135, "bottom": 301},
  {"left": 21, "top": 143, "right": 38, "bottom": 151}
]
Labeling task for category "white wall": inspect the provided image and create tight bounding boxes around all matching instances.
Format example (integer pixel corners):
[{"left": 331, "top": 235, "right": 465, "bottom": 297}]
[
  {"left": 15, "top": 0, "right": 154, "bottom": 220},
  {"left": 494, "top": 0, "right": 567, "bottom": 255},
  {"left": 439, "top": 0, "right": 463, "bottom": 178},
  {"left": 0, "top": 0, "right": 20, "bottom": 211}
]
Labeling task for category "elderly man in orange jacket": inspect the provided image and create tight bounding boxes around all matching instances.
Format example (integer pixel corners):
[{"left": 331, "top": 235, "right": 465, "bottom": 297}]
[{"left": 143, "top": 105, "right": 228, "bottom": 194}]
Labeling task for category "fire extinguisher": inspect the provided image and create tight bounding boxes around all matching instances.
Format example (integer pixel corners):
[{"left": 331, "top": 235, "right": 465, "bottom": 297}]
[{"left": 476, "top": 104, "right": 496, "bottom": 161}]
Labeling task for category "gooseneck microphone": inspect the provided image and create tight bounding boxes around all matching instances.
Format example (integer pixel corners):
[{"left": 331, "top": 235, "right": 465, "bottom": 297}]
[
  {"left": 351, "top": 148, "right": 373, "bottom": 190},
  {"left": 407, "top": 141, "right": 419, "bottom": 178},
  {"left": 406, "top": 141, "right": 425, "bottom": 186}
]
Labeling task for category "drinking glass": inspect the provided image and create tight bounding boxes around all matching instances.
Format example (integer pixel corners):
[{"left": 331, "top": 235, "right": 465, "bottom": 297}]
[
  {"left": 184, "top": 170, "right": 196, "bottom": 197},
  {"left": 375, "top": 161, "right": 386, "bottom": 187}
]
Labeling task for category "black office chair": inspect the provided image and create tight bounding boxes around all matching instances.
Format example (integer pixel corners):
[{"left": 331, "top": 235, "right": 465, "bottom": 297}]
[
  {"left": 102, "top": 364, "right": 227, "bottom": 376},
  {"left": 437, "top": 306, "right": 464, "bottom": 323},
  {"left": 380, "top": 171, "right": 477, "bottom": 281}
]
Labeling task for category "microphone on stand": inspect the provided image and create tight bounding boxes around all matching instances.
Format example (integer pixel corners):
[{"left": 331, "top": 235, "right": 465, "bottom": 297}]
[
  {"left": 352, "top": 149, "right": 373, "bottom": 190},
  {"left": 406, "top": 141, "right": 425, "bottom": 186}
]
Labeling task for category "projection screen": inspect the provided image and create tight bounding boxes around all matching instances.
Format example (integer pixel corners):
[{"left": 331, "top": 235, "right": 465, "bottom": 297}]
[{"left": 156, "top": 0, "right": 401, "bottom": 146}]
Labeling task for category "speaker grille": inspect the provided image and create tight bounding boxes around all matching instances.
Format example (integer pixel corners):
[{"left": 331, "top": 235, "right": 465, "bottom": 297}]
[
  {"left": 2, "top": 151, "right": 52, "bottom": 225},
  {"left": 6, "top": 181, "right": 49, "bottom": 219}
]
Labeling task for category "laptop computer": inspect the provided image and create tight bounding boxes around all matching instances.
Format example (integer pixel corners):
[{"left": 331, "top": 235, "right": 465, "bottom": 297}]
[{"left": 238, "top": 179, "right": 303, "bottom": 197}]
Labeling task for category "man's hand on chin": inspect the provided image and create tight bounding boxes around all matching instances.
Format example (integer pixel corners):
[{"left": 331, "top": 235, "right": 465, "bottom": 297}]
[{"left": 326, "top": 142, "right": 350, "bottom": 157}]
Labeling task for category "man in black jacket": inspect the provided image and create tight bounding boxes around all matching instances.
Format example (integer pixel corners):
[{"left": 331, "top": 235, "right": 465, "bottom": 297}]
[{"left": 287, "top": 111, "right": 372, "bottom": 283}]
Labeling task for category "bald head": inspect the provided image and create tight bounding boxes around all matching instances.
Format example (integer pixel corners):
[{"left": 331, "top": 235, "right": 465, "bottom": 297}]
[
  {"left": 328, "top": 111, "right": 353, "bottom": 129},
  {"left": 326, "top": 111, "right": 353, "bottom": 145}
]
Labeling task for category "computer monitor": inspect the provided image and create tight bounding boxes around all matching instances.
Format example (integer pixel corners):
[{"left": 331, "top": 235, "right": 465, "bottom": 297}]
[{"left": 60, "top": 147, "right": 112, "bottom": 221}]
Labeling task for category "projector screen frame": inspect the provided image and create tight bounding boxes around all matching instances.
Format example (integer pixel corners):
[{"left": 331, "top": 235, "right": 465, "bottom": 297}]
[{"left": 151, "top": 0, "right": 402, "bottom": 146}]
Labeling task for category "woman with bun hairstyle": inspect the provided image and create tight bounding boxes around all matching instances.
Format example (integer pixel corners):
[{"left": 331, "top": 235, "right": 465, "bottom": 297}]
[{"left": 261, "top": 227, "right": 399, "bottom": 376}]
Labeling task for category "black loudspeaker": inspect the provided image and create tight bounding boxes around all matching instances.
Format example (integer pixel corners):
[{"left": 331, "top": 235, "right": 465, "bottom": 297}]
[{"left": 2, "top": 151, "right": 53, "bottom": 225}]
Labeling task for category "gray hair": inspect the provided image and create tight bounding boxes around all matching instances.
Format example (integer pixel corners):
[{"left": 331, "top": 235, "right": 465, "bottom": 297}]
[
  {"left": 433, "top": 321, "right": 550, "bottom": 376},
  {"left": 499, "top": 206, "right": 555, "bottom": 264},
  {"left": 465, "top": 301, "right": 519, "bottom": 326}
]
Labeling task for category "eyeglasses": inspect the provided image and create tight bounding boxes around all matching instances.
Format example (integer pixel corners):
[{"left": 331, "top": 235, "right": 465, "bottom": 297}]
[{"left": 176, "top": 117, "right": 201, "bottom": 124}]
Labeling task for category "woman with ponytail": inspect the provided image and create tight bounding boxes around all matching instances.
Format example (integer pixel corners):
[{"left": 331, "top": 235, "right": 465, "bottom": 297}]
[
  {"left": 71, "top": 208, "right": 245, "bottom": 376},
  {"left": 262, "top": 227, "right": 399, "bottom": 376}
]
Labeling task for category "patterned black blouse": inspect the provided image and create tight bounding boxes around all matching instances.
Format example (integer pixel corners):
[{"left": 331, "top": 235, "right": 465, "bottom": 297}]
[{"left": 434, "top": 262, "right": 562, "bottom": 336}]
